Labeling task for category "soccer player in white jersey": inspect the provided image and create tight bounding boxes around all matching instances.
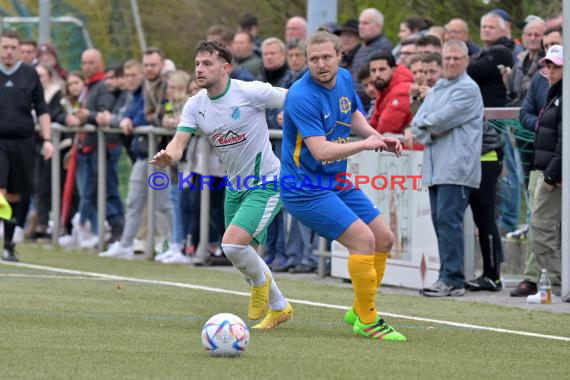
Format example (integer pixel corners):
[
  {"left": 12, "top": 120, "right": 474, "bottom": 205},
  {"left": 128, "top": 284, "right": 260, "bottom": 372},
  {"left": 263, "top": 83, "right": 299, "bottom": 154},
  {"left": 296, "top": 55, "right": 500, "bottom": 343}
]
[{"left": 151, "top": 41, "right": 292, "bottom": 329}]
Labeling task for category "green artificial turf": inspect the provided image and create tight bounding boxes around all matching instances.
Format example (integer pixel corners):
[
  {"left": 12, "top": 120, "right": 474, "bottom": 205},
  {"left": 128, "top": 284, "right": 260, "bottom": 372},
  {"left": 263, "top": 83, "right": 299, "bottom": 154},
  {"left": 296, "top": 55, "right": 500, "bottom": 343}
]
[{"left": 0, "top": 245, "right": 569, "bottom": 379}]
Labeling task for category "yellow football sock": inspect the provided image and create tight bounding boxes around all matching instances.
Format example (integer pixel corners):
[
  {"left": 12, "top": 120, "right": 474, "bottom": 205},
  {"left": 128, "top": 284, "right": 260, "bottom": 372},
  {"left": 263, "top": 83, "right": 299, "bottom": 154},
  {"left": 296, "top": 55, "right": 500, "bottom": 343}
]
[
  {"left": 374, "top": 251, "right": 389, "bottom": 288},
  {"left": 348, "top": 253, "right": 377, "bottom": 325}
]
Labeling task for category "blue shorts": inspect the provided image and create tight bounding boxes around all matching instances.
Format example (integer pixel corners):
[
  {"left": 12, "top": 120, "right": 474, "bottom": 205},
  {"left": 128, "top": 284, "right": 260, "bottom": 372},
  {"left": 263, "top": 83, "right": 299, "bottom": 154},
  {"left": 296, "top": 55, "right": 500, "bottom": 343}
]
[{"left": 281, "top": 188, "right": 380, "bottom": 241}]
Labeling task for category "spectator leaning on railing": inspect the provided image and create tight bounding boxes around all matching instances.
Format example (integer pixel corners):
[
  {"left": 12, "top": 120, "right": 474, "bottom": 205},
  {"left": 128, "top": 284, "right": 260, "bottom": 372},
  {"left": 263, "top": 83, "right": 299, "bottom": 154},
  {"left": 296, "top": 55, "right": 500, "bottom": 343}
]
[
  {"left": 368, "top": 51, "right": 413, "bottom": 136},
  {"left": 74, "top": 48, "right": 124, "bottom": 247},
  {"left": 522, "top": 45, "right": 564, "bottom": 298},
  {"left": 31, "top": 64, "right": 78, "bottom": 240},
  {"left": 100, "top": 58, "right": 173, "bottom": 260}
]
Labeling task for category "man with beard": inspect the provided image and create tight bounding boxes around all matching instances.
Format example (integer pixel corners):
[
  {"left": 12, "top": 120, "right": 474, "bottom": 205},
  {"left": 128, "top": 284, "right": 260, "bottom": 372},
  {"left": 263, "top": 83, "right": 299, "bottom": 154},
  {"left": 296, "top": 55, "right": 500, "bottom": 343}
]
[
  {"left": 280, "top": 31, "right": 405, "bottom": 341},
  {"left": 151, "top": 41, "right": 292, "bottom": 330},
  {"left": 368, "top": 51, "right": 413, "bottom": 135}
]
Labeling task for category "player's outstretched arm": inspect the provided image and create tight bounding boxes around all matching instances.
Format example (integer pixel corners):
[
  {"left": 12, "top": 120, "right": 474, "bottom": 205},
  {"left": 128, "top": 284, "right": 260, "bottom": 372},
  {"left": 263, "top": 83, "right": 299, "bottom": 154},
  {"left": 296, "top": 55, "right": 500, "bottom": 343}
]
[
  {"left": 351, "top": 110, "right": 402, "bottom": 157},
  {"left": 149, "top": 131, "right": 191, "bottom": 167},
  {"left": 304, "top": 135, "right": 387, "bottom": 162},
  {"left": 351, "top": 110, "right": 382, "bottom": 139}
]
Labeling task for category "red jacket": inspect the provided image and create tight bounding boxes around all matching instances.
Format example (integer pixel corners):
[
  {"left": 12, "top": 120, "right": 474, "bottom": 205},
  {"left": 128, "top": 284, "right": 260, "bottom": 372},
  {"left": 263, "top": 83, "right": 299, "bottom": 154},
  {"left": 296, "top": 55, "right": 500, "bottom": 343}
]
[{"left": 369, "top": 65, "right": 413, "bottom": 134}]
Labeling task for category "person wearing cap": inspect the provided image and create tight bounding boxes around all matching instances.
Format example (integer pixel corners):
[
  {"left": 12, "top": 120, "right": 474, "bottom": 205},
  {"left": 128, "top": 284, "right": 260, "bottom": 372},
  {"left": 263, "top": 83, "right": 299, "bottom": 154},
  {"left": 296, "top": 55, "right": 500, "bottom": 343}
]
[
  {"left": 524, "top": 45, "right": 564, "bottom": 297},
  {"left": 335, "top": 19, "right": 361, "bottom": 72},
  {"left": 38, "top": 42, "right": 68, "bottom": 80},
  {"left": 490, "top": 8, "right": 525, "bottom": 60}
]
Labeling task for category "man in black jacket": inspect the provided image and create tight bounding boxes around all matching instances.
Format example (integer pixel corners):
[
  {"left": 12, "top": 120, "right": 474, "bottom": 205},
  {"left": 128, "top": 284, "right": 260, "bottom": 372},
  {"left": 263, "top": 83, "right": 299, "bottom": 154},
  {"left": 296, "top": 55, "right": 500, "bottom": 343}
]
[{"left": 0, "top": 30, "right": 53, "bottom": 261}]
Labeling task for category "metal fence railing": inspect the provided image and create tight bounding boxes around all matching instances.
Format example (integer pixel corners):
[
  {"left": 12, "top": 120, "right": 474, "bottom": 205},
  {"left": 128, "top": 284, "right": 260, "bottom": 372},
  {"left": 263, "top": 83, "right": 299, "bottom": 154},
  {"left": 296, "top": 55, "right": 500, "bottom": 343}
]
[
  {"left": 48, "top": 124, "right": 336, "bottom": 274},
  {"left": 50, "top": 107, "right": 559, "bottom": 284}
]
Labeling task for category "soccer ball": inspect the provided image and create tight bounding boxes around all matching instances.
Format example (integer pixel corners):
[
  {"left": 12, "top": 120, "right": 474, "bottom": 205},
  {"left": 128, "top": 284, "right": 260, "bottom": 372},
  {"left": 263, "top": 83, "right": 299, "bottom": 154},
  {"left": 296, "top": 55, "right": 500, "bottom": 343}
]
[{"left": 201, "top": 313, "right": 250, "bottom": 357}]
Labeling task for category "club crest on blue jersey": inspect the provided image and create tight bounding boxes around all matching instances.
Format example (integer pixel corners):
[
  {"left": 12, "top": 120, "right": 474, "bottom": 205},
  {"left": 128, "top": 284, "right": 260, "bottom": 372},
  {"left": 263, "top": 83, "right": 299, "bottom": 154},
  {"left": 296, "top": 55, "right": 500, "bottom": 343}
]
[
  {"left": 339, "top": 96, "right": 351, "bottom": 114},
  {"left": 231, "top": 106, "right": 241, "bottom": 120}
]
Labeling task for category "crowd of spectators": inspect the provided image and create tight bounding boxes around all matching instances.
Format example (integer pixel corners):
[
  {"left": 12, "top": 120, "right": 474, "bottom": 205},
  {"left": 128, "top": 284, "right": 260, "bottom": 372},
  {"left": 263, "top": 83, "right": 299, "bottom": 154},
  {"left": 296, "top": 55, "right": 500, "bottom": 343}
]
[{"left": 0, "top": 7, "right": 564, "bottom": 298}]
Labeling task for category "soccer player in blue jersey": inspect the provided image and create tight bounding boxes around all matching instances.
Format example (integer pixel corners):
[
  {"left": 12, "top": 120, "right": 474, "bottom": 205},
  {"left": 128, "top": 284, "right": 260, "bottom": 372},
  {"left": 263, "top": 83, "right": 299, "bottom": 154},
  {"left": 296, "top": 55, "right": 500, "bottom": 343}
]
[{"left": 281, "top": 31, "right": 406, "bottom": 341}]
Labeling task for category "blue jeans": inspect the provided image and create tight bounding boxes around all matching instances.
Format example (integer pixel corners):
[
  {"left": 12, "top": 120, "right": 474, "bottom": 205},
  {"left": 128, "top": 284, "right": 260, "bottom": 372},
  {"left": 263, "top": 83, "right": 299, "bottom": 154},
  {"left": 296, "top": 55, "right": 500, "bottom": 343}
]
[
  {"left": 429, "top": 184, "right": 472, "bottom": 287},
  {"left": 497, "top": 134, "right": 523, "bottom": 231},
  {"left": 105, "top": 146, "right": 124, "bottom": 229},
  {"left": 76, "top": 151, "right": 98, "bottom": 231},
  {"left": 265, "top": 210, "right": 286, "bottom": 265},
  {"left": 285, "top": 216, "right": 317, "bottom": 268},
  {"left": 170, "top": 182, "right": 184, "bottom": 245},
  {"left": 76, "top": 147, "right": 124, "bottom": 233},
  {"left": 179, "top": 187, "right": 193, "bottom": 240}
]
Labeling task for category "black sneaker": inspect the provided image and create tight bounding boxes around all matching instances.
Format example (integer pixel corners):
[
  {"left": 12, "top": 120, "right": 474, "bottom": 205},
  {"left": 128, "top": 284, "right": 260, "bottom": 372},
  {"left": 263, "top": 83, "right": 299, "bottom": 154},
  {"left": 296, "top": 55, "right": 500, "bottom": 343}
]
[
  {"left": 289, "top": 264, "right": 317, "bottom": 274},
  {"left": 510, "top": 280, "right": 537, "bottom": 297},
  {"left": 465, "top": 275, "right": 502, "bottom": 292},
  {"left": 2, "top": 244, "right": 18, "bottom": 262}
]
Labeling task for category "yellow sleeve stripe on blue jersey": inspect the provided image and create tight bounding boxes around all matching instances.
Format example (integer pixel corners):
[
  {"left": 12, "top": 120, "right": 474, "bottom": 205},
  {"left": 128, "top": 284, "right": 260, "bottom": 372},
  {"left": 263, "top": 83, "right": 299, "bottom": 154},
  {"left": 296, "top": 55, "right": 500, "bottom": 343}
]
[
  {"left": 177, "top": 126, "right": 197, "bottom": 134},
  {"left": 336, "top": 120, "right": 351, "bottom": 127},
  {"left": 293, "top": 132, "right": 302, "bottom": 168}
]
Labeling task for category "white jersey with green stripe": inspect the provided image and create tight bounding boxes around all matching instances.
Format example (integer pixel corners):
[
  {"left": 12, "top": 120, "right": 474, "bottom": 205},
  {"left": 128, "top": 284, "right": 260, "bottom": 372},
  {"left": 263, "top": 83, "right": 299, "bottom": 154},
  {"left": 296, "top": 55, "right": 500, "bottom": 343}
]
[{"left": 178, "top": 78, "right": 286, "bottom": 190}]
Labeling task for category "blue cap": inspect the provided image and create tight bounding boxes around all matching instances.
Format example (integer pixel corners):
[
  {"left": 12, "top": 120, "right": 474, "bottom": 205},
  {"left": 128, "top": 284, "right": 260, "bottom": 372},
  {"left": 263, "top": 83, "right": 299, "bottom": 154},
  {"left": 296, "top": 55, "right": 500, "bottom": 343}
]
[{"left": 490, "top": 8, "right": 511, "bottom": 23}]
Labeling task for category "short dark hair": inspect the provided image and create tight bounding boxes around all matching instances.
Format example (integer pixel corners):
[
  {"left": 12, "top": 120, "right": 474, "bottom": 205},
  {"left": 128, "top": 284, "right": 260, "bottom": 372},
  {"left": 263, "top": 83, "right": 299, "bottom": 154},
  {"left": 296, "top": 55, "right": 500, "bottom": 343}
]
[
  {"left": 409, "top": 54, "right": 424, "bottom": 67},
  {"left": 1, "top": 30, "right": 20, "bottom": 42},
  {"left": 21, "top": 39, "right": 37, "bottom": 48},
  {"left": 207, "top": 25, "right": 235, "bottom": 46},
  {"left": 544, "top": 26, "right": 563, "bottom": 37},
  {"left": 402, "top": 16, "right": 433, "bottom": 33},
  {"left": 196, "top": 40, "right": 234, "bottom": 64},
  {"left": 67, "top": 70, "right": 85, "bottom": 82},
  {"left": 401, "top": 37, "right": 417, "bottom": 47},
  {"left": 421, "top": 52, "right": 442, "bottom": 67},
  {"left": 143, "top": 46, "right": 165, "bottom": 59},
  {"left": 368, "top": 51, "right": 396, "bottom": 68},
  {"left": 357, "top": 65, "right": 371, "bottom": 81},
  {"left": 239, "top": 12, "right": 258, "bottom": 30},
  {"left": 416, "top": 35, "right": 442, "bottom": 48},
  {"left": 286, "top": 37, "right": 304, "bottom": 51},
  {"left": 235, "top": 31, "right": 254, "bottom": 44}
]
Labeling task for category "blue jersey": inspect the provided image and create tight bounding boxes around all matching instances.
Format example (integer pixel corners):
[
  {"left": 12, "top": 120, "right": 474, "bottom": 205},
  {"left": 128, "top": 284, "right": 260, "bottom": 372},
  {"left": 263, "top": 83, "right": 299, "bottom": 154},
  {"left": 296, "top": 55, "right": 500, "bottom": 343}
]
[{"left": 281, "top": 68, "right": 359, "bottom": 194}]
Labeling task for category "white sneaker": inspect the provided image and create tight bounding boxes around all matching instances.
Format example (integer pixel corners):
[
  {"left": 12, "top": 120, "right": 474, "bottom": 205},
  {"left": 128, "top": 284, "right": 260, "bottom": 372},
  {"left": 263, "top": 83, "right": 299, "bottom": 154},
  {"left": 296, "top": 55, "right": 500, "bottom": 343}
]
[
  {"left": 155, "top": 243, "right": 182, "bottom": 262},
  {"left": 161, "top": 251, "right": 192, "bottom": 264},
  {"left": 155, "top": 250, "right": 176, "bottom": 262},
  {"left": 80, "top": 235, "right": 99, "bottom": 250},
  {"left": 12, "top": 226, "right": 24, "bottom": 243},
  {"left": 99, "top": 242, "right": 134, "bottom": 259},
  {"left": 133, "top": 238, "right": 145, "bottom": 253},
  {"left": 58, "top": 234, "right": 77, "bottom": 248}
]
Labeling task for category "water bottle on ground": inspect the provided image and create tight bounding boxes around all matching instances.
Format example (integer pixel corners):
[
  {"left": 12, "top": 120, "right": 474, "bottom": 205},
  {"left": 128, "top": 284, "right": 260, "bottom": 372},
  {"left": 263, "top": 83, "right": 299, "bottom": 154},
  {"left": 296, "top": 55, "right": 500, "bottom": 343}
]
[{"left": 538, "top": 269, "right": 552, "bottom": 304}]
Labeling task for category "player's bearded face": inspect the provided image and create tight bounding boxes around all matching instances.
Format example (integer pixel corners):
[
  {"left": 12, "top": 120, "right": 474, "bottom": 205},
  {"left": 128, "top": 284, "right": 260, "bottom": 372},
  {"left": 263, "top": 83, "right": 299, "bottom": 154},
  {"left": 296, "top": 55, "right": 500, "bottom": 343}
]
[
  {"left": 307, "top": 42, "right": 341, "bottom": 86},
  {"left": 195, "top": 52, "right": 228, "bottom": 89}
]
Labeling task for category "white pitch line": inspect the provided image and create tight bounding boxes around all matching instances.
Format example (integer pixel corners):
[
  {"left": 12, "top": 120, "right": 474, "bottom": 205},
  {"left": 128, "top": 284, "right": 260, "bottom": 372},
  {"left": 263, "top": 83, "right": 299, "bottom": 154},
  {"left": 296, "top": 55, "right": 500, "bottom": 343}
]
[
  {"left": 2, "top": 261, "right": 569, "bottom": 342},
  {"left": 0, "top": 273, "right": 111, "bottom": 281}
]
